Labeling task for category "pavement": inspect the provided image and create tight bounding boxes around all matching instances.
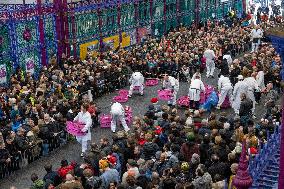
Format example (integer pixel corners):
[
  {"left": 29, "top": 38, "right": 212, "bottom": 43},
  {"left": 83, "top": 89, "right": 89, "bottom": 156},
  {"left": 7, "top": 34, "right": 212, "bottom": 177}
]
[{"left": 0, "top": 71, "right": 279, "bottom": 189}]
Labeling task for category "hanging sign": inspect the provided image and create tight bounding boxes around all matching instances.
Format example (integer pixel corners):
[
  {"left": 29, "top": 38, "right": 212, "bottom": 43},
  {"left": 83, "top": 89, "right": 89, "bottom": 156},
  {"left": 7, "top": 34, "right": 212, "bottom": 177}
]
[
  {"left": 0, "top": 64, "right": 7, "bottom": 84},
  {"left": 26, "top": 58, "right": 35, "bottom": 74}
]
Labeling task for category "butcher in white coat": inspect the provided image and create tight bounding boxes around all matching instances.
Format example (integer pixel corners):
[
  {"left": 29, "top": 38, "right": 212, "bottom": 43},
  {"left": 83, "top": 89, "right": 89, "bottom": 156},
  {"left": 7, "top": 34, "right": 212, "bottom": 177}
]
[
  {"left": 74, "top": 104, "right": 93, "bottom": 157},
  {"left": 110, "top": 102, "right": 130, "bottom": 133},
  {"left": 162, "top": 75, "right": 179, "bottom": 106},
  {"left": 256, "top": 68, "right": 265, "bottom": 91},
  {"left": 232, "top": 75, "right": 248, "bottom": 114},
  {"left": 250, "top": 25, "right": 263, "bottom": 52},
  {"left": 216, "top": 75, "right": 233, "bottom": 109},
  {"left": 203, "top": 46, "right": 216, "bottom": 78},
  {"left": 128, "top": 72, "right": 144, "bottom": 97},
  {"left": 188, "top": 74, "right": 205, "bottom": 110},
  {"left": 243, "top": 75, "right": 260, "bottom": 117}
]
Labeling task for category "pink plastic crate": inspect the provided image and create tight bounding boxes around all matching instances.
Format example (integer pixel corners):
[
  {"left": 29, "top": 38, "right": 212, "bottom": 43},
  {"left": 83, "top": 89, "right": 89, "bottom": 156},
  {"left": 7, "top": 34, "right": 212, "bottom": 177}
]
[
  {"left": 118, "top": 89, "right": 129, "bottom": 96},
  {"left": 146, "top": 79, "right": 159, "bottom": 86},
  {"left": 113, "top": 95, "right": 128, "bottom": 103},
  {"left": 66, "top": 121, "right": 86, "bottom": 136},
  {"left": 157, "top": 89, "right": 172, "bottom": 101},
  {"left": 100, "top": 114, "right": 112, "bottom": 128},
  {"left": 177, "top": 96, "right": 189, "bottom": 107}
]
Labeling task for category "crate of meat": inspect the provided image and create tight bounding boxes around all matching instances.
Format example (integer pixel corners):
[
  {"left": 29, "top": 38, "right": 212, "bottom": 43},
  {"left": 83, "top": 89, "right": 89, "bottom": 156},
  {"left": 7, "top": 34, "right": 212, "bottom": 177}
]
[
  {"left": 100, "top": 114, "right": 112, "bottom": 128},
  {"left": 177, "top": 96, "right": 189, "bottom": 108},
  {"left": 66, "top": 121, "right": 86, "bottom": 136},
  {"left": 118, "top": 89, "right": 129, "bottom": 97},
  {"left": 157, "top": 89, "right": 172, "bottom": 101},
  {"left": 113, "top": 95, "right": 128, "bottom": 103},
  {"left": 146, "top": 78, "right": 159, "bottom": 86}
]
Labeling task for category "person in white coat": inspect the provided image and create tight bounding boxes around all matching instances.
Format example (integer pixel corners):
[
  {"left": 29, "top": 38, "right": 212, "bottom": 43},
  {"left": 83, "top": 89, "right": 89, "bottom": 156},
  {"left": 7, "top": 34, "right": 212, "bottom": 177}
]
[
  {"left": 128, "top": 71, "right": 144, "bottom": 97},
  {"left": 74, "top": 104, "right": 93, "bottom": 157},
  {"left": 243, "top": 75, "right": 260, "bottom": 117},
  {"left": 250, "top": 25, "right": 263, "bottom": 52},
  {"left": 188, "top": 74, "right": 205, "bottom": 110},
  {"left": 203, "top": 46, "right": 216, "bottom": 78},
  {"left": 256, "top": 66, "right": 265, "bottom": 91},
  {"left": 110, "top": 102, "right": 130, "bottom": 133},
  {"left": 162, "top": 74, "right": 179, "bottom": 106},
  {"left": 216, "top": 75, "right": 233, "bottom": 109},
  {"left": 232, "top": 75, "right": 249, "bottom": 115}
]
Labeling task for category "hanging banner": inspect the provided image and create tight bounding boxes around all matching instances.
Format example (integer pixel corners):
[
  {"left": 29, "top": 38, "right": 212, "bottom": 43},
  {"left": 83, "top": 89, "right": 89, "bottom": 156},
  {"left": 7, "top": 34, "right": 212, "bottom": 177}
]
[
  {"left": 0, "top": 64, "right": 7, "bottom": 84},
  {"left": 26, "top": 58, "right": 35, "bottom": 74}
]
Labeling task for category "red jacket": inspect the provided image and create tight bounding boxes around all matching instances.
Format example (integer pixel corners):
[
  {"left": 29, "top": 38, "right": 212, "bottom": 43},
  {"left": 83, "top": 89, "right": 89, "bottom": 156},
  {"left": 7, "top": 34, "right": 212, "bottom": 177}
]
[{"left": 57, "top": 164, "right": 75, "bottom": 179}]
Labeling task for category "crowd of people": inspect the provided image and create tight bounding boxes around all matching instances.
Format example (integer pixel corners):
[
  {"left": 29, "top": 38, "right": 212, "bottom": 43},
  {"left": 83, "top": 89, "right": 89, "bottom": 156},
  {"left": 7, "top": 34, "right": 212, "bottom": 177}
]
[{"left": 0, "top": 12, "right": 282, "bottom": 189}]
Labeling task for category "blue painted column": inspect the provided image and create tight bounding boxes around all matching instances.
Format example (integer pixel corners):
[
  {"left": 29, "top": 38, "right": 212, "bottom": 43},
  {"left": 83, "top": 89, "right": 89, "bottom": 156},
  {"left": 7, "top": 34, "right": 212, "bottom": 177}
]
[{"left": 269, "top": 35, "right": 284, "bottom": 189}]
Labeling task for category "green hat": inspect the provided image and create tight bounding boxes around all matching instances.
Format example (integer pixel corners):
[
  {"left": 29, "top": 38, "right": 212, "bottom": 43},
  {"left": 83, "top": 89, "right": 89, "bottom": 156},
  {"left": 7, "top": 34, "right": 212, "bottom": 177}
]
[{"left": 187, "top": 132, "right": 195, "bottom": 142}]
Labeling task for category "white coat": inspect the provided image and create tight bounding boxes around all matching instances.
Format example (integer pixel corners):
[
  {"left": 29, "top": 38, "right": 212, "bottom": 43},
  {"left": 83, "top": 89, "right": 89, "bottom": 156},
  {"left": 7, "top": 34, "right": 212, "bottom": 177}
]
[
  {"left": 163, "top": 76, "right": 179, "bottom": 92},
  {"left": 188, "top": 78, "right": 205, "bottom": 101},
  {"left": 232, "top": 80, "right": 249, "bottom": 113},
  {"left": 130, "top": 72, "right": 144, "bottom": 87},
  {"left": 217, "top": 76, "right": 233, "bottom": 106},
  {"left": 223, "top": 54, "right": 233, "bottom": 67},
  {"left": 74, "top": 111, "right": 92, "bottom": 142},
  {"left": 256, "top": 71, "right": 265, "bottom": 90},
  {"left": 204, "top": 49, "right": 216, "bottom": 77},
  {"left": 129, "top": 72, "right": 144, "bottom": 95},
  {"left": 110, "top": 102, "right": 129, "bottom": 132},
  {"left": 218, "top": 76, "right": 232, "bottom": 91},
  {"left": 244, "top": 77, "right": 260, "bottom": 102},
  {"left": 163, "top": 76, "right": 179, "bottom": 105}
]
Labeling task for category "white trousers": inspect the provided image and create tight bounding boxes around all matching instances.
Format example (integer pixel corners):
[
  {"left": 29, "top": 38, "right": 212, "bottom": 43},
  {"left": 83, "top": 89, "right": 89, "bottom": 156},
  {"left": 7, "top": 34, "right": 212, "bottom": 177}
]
[
  {"left": 168, "top": 91, "right": 177, "bottom": 106},
  {"left": 206, "top": 60, "right": 215, "bottom": 77},
  {"left": 218, "top": 86, "right": 233, "bottom": 106},
  {"left": 129, "top": 85, "right": 144, "bottom": 95},
  {"left": 111, "top": 114, "right": 130, "bottom": 132},
  {"left": 77, "top": 138, "right": 88, "bottom": 153},
  {"left": 251, "top": 41, "right": 260, "bottom": 52}
]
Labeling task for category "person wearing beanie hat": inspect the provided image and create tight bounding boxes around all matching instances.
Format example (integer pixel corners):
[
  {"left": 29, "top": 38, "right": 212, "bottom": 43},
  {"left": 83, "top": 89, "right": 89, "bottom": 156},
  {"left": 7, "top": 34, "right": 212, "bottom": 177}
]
[
  {"left": 181, "top": 132, "right": 199, "bottom": 162},
  {"left": 99, "top": 158, "right": 119, "bottom": 189},
  {"left": 232, "top": 75, "right": 249, "bottom": 115},
  {"left": 128, "top": 71, "right": 144, "bottom": 97}
]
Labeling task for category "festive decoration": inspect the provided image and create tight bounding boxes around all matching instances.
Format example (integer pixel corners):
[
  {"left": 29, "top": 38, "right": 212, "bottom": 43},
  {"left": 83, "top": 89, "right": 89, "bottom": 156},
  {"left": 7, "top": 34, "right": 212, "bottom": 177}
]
[
  {"left": 23, "top": 27, "right": 32, "bottom": 41},
  {"left": 0, "top": 0, "right": 243, "bottom": 81},
  {"left": 232, "top": 140, "right": 253, "bottom": 189}
]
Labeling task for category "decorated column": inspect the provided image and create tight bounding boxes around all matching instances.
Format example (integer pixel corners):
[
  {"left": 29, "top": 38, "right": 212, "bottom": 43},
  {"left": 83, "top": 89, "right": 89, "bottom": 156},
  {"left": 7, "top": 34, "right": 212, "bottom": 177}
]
[
  {"left": 37, "top": 0, "right": 47, "bottom": 66},
  {"left": 54, "top": 0, "right": 63, "bottom": 59},
  {"left": 163, "top": 0, "right": 167, "bottom": 33},
  {"left": 134, "top": 0, "right": 139, "bottom": 43},
  {"left": 117, "top": 0, "right": 122, "bottom": 44},
  {"left": 232, "top": 140, "right": 253, "bottom": 189},
  {"left": 71, "top": 6, "right": 77, "bottom": 58},
  {"left": 268, "top": 32, "right": 284, "bottom": 189}
]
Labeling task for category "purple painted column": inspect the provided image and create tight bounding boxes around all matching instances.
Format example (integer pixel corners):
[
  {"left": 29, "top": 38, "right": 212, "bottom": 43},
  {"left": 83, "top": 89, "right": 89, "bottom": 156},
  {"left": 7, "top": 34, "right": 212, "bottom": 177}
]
[
  {"left": 233, "top": 140, "right": 253, "bottom": 189},
  {"left": 163, "top": 0, "right": 167, "bottom": 33},
  {"left": 176, "top": 0, "right": 180, "bottom": 24},
  {"left": 117, "top": 1, "right": 122, "bottom": 44},
  {"left": 278, "top": 89, "right": 284, "bottom": 188},
  {"left": 71, "top": 7, "right": 77, "bottom": 59},
  {"left": 98, "top": 8, "right": 103, "bottom": 52},
  {"left": 150, "top": 0, "right": 153, "bottom": 36},
  {"left": 206, "top": 0, "right": 209, "bottom": 19},
  {"left": 54, "top": 0, "right": 63, "bottom": 60},
  {"left": 134, "top": 0, "right": 139, "bottom": 44},
  {"left": 195, "top": 0, "right": 200, "bottom": 26},
  {"left": 62, "top": 0, "right": 70, "bottom": 57},
  {"left": 37, "top": 0, "right": 47, "bottom": 66}
]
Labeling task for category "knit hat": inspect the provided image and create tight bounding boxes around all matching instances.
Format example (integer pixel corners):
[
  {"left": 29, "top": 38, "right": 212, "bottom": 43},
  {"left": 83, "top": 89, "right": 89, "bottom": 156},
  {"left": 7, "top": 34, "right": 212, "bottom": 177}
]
[
  {"left": 99, "top": 159, "right": 109, "bottom": 170},
  {"left": 151, "top": 97, "right": 158, "bottom": 104},
  {"left": 107, "top": 155, "right": 117, "bottom": 166},
  {"left": 187, "top": 132, "right": 195, "bottom": 142},
  {"left": 191, "top": 153, "right": 200, "bottom": 164}
]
